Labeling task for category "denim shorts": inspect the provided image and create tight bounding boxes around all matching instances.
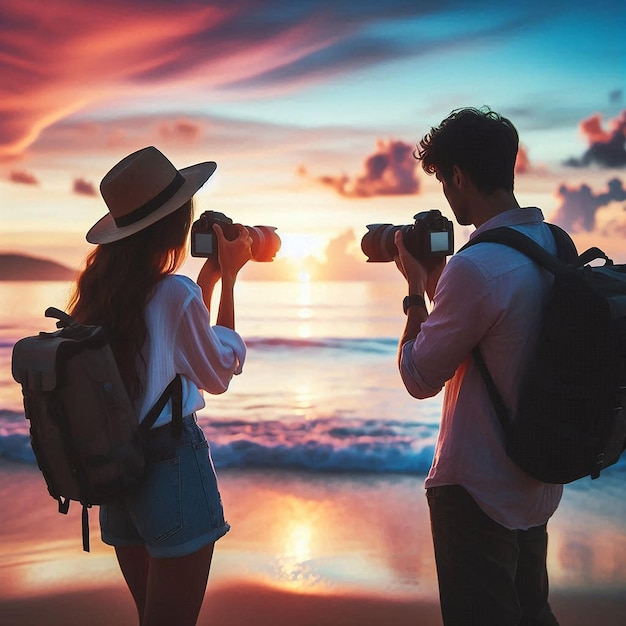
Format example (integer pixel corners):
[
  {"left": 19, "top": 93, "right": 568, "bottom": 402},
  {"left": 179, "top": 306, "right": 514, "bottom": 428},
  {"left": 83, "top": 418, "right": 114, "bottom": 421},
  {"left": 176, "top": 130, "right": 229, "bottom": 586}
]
[{"left": 100, "top": 415, "right": 230, "bottom": 558}]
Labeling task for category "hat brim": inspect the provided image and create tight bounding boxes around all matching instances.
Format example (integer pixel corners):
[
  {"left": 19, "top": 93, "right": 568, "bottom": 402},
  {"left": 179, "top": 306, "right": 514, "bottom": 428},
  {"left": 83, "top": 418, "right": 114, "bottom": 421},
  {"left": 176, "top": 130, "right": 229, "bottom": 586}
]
[{"left": 86, "top": 161, "right": 217, "bottom": 244}]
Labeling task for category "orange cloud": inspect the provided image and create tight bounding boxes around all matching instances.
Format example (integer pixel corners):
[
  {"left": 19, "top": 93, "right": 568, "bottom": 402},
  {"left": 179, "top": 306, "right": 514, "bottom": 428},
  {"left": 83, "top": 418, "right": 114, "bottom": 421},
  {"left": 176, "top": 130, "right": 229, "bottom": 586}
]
[
  {"left": 307, "top": 229, "right": 405, "bottom": 282},
  {"left": 0, "top": 1, "right": 367, "bottom": 158},
  {"left": 9, "top": 170, "right": 39, "bottom": 185},
  {"left": 0, "top": 2, "right": 227, "bottom": 158},
  {"left": 515, "top": 144, "right": 530, "bottom": 174},
  {"left": 514, "top": 144, "right": 548, "bottom": 177},
  {"left": 0, "top": 1, "right": 482, "bottom": 160},
  {"left": 565, "top": 109, "right": 626, "bottom": 168},
  {"left": 580, "top": 114, "right": 613, "bottom": 144}
]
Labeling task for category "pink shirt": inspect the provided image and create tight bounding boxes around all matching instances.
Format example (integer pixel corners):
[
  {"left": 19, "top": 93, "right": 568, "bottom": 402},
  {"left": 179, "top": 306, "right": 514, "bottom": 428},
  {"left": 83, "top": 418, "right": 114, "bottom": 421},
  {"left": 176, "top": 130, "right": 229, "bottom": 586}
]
[
  {"left": 137, "top": 274, "right": 246, "bottom": 428},
  {"left": 400, "top": 207, "right": 563, "bottom": 530}
]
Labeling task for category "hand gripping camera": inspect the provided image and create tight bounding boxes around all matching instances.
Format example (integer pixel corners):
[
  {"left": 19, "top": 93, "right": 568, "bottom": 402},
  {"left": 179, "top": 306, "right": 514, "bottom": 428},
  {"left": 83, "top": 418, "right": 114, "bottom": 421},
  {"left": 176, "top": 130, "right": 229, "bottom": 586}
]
[
  {"left": 191, "top": 211, "right": 281, "bottom": 262},
  {"left": 361, "top": 209, "right": 454, "bottom": 263}
]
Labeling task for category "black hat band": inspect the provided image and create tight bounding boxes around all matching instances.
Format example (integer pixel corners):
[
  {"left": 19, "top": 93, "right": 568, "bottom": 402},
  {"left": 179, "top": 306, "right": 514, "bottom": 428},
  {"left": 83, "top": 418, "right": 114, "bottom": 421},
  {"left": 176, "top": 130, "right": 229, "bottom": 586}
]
[{"left": 114, "top": 172, "right": 186, "bottom": 228}]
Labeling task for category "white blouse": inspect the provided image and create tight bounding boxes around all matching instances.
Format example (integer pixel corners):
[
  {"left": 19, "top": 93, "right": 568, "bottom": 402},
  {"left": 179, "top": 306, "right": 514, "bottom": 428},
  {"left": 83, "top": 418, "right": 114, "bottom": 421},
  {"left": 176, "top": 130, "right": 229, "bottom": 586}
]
[{"left": 136, "top": 274, "right": 246, "bottom": 428}]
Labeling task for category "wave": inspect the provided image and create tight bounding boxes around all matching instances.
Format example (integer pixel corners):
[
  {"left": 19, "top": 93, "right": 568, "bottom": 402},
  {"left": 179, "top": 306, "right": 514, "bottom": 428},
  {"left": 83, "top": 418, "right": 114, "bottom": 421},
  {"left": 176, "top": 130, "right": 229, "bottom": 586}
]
[
  {"left": 244, "top": 337, "right": 397, "bottom": 354},
  {"left": 1, "top": 336, "right": 398, "bottom": 355},
  {"left": 203, "top": 416, "right": 437, "bottom": 474},
  {"left": 3, "top": 408, "right": 625, "bottom": 480},
  {"left": 0, "top": 409, "right": 436, "bottom": 475}
]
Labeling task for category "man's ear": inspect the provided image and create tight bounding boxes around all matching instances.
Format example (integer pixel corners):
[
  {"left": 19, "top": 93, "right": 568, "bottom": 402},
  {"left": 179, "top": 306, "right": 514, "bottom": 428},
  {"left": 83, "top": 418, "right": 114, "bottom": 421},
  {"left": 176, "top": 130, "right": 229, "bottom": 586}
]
[
  {"left": 452, "top": 165, "right": 464, "bottom": 187},
  {"left": 452, "top": 165, "right": 473, "bottom": 191}
]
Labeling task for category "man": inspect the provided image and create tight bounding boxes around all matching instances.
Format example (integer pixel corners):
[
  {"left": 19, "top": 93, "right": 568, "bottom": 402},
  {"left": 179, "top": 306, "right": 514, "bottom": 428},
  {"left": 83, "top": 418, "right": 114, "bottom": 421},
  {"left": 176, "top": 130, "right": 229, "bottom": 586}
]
[{"left": 394, "top": 107, "right": 562, "bottom": 626}]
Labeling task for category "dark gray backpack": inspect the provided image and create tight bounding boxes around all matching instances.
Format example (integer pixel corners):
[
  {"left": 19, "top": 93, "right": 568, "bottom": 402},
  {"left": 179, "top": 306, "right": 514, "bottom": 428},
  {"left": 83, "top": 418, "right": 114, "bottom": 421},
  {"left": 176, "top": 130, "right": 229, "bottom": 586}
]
[
  {"left": 11, "top": 307, "right": 181, "bottom": 550},
  {"left": 462, "top": 226, "right": 626, "bottom": 484}
]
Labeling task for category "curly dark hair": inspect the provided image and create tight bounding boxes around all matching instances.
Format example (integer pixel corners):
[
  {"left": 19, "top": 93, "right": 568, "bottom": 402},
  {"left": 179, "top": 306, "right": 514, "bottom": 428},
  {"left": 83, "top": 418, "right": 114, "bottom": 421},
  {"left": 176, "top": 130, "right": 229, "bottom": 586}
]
[
  {"left": 416, "top": 107, "right": 519, "bottom": 194},
  {"left": 68, "top": 200, "right": 194, "bottom": 400}
]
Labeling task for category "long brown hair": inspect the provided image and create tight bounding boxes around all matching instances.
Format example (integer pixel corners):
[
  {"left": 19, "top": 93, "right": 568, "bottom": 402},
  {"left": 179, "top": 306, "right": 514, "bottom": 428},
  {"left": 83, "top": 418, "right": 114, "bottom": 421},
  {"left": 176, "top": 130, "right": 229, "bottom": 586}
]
[{"left": 69, "top": 200, "right": 194, "bottom": 400}]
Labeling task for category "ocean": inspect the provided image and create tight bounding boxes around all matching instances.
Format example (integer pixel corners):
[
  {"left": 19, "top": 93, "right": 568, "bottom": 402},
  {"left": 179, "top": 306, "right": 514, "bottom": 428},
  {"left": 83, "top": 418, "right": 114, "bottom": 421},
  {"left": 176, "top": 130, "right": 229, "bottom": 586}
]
[
  {"left": 0, "top": 279, "right": 442, "bottom": 474},
  {"left": 2, "top": 279, "right": 625, "bottom": 481}
]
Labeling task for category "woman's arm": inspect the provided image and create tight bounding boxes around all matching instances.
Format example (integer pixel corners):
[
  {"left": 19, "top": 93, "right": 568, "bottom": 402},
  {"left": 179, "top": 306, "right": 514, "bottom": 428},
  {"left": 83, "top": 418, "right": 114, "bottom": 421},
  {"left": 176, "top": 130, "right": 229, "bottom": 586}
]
[{"left": 196, "top": 223, "right": 252, "bottom": 330}]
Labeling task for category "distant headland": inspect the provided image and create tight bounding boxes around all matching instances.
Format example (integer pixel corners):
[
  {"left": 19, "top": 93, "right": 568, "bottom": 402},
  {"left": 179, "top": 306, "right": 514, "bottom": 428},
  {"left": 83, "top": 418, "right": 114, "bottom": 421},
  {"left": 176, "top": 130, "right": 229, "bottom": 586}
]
[{"left": 0, "top": 254, "right": 77, "bottom": 281}]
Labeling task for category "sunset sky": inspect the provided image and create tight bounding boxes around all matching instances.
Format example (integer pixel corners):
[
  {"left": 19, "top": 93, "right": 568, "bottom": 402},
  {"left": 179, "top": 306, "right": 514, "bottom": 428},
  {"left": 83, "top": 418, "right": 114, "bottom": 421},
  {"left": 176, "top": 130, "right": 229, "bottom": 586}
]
[{"left": 0, "top": 0, "right": 624, "bottom": 282}]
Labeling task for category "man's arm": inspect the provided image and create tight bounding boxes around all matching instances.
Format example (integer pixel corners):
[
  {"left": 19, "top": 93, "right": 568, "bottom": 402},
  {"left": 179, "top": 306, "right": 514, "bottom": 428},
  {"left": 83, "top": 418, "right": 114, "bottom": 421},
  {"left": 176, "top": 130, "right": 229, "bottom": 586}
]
[
  {"left": 394, "top": 230, "right": 445, "bottom": 364},
  {"left": 399, "top": 300, "right": 429, "bottom": 348}
]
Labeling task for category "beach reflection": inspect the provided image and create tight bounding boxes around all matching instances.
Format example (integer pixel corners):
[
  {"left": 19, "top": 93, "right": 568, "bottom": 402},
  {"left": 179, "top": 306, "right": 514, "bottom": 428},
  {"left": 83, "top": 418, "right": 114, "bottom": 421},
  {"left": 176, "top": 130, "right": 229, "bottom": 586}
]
[
  {"left": 0, "top": 493, "right": 121, "bottom": 600},
  {"left": 11, "top": 544, "right": 118, "bottom": 595},
  {"left": 216, "top": 470, "right": 626, "bottom": 600},
  {"left": 550, "top": 526, "right": 626, "bottom": 588},
  {"left": 273, "top": 509, "right": 322, "bottom": 591},
  {"left": 1, "top": 464, "right": 625, "bottom": 609},
  {"left": 548, "top": 478, "right": 626, "bottom": 590},
  {"left": 217, "top": 470, "right": 436, "bottom": 599},
  {"left": 296, "top": 275, "right": 312, "bottom": 339}
]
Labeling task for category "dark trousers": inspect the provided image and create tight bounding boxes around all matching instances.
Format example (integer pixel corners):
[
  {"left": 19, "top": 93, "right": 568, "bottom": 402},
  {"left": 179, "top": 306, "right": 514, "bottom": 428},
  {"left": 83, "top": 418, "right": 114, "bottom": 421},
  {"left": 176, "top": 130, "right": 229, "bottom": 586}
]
[{"left": 426, "top": 485, "right": 559, "bottom": 626}]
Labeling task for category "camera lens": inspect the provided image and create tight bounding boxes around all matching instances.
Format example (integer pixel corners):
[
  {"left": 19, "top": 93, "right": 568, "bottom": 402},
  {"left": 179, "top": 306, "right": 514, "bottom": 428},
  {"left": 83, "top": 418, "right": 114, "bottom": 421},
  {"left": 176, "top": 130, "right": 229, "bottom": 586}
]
[
  {"left": 361, "top": 224, "right": 404, "bottom": 262},
  {"left": 248, "top": 226, "right": 281, "bottom": 262}
]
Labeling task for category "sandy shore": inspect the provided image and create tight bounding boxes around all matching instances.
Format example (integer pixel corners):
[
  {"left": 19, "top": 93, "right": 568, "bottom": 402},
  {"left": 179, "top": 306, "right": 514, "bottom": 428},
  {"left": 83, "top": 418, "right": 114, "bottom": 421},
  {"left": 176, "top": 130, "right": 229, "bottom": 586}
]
[
  {"left": 0, "top": 583, "right": 439, "bottom": 626},
  {"left": 1, "top": 573, "right": 625, "bottom": 626},
  {"left": 1, "top": 461, "right": 625, "bottom": 625}
]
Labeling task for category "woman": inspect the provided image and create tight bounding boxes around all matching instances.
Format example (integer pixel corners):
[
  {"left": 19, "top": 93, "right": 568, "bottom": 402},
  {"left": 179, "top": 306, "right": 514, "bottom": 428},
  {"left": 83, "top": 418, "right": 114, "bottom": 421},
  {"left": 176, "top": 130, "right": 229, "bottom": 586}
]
[{"left": 69, "top": 146, "right": 252, "bottom": 625}]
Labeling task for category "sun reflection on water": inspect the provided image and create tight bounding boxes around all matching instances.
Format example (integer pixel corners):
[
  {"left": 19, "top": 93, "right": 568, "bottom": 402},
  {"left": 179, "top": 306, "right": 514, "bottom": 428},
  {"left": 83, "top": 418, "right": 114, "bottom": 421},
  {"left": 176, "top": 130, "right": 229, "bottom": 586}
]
[
  {"left": 273, "top": 520, "right": 323, "bottom": 591},
  {"left": 294, "top": 384, "right": 313, "bottom": 418},
  {"left": 297, "top": 273, "right": 313, "bottom": 338},
  {"left": 3, "top": 540, "right": 118, "bottom": 598},
  {"left": 264, "top": 495, "right": 328, "bottom": 594}
]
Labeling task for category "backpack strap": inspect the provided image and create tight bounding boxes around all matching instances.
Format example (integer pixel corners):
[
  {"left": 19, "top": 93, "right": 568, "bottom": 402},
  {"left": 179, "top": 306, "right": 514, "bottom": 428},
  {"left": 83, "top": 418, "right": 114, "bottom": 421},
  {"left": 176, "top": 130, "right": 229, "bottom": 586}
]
[
  {"left": 459, "top": 224, "right": 575, "bottom": 437},
  {"left": 82, "top": 504, "right": 91, "bottom": 552},
  {"left": 139, "top": 374, "right": 183, "bottom": 435},
  {"left": 45, "top": 306, "right": 76, "bottom": 328},
  {"left": 471, "top": 348, "right": 512, "bottom": 439},
  {"left": 459, "top": 225, "right": 567, "bottom": 275},
  {"left": 546, "top": 223, "right": 578, "bottom": 264}
]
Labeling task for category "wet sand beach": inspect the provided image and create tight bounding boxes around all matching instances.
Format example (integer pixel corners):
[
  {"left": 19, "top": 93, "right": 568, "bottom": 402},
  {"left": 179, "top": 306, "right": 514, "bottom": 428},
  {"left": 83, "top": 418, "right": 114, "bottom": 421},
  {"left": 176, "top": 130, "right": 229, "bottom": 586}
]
[{"left": 1, "top": 461, "right": 624, "bottom": 626}]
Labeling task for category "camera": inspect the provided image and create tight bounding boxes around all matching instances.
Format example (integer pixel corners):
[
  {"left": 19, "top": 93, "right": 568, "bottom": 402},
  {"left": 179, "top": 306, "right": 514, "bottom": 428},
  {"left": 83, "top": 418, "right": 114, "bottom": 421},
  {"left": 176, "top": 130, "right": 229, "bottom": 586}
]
[
  {"left": 191, "top": 210, "right": 281, "bottom": 262},
  {"left": 361, "top": 209, "right": 454, "bottom": 263}
]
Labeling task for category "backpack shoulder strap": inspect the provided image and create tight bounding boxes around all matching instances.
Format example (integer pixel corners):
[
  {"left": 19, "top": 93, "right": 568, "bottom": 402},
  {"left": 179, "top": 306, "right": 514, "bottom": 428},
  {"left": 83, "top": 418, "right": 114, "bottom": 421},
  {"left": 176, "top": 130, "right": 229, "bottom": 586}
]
[
  {"left": 45, "top": 306, "right": 76, "bottom": 328},
  {"left": 461, "top": 224, "right": 611, "bottom": 271},
  {"left": 546, "top": 223, "right": 578, "bottom": 264},
  {"left": 472, "top": 346, "right": 512, "bottom": 438},
  {"left": 139, "top": 374, "right": 183, "bottom": 435},
  {"left": 459, "top": 226, "right": 566, "bottom": 275},
  {"left": 460, "top": 223, "right": 572, "bottom": 437}
]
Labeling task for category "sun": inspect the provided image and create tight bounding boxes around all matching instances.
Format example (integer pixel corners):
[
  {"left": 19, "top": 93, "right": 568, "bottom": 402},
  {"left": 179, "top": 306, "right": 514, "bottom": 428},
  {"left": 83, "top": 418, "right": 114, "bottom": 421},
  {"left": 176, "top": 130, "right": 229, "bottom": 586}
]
[
  {"left": 276, "top": 233, "right": 326, "bottom": 281},
  {"left": 277, "top": 233, "right": 326, "bottom": 262}
]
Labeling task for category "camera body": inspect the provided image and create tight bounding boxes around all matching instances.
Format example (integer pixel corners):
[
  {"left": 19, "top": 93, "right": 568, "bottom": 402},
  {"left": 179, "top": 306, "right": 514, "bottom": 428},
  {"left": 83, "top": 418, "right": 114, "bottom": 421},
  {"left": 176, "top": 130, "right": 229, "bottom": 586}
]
[
  {"left": 191, "top": 210, "right": 280, "bottom": 262},
  {"left": 361, "top": 209, "right": 454, "bottom": 263}
]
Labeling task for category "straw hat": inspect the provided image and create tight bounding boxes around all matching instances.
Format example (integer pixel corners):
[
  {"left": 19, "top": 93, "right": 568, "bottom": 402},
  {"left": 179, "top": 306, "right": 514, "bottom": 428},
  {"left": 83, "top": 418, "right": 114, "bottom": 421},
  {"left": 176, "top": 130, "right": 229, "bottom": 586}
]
[{"left": 87, "top": 146, "right": 217, "bottom": 244}]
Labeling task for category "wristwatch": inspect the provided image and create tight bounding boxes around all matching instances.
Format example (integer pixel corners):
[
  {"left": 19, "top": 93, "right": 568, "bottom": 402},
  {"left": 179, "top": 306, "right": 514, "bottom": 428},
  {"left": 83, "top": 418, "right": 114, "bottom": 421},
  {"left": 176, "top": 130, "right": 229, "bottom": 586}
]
[{"left": 403, "top": 295, "right": 427, "bottom": 315}]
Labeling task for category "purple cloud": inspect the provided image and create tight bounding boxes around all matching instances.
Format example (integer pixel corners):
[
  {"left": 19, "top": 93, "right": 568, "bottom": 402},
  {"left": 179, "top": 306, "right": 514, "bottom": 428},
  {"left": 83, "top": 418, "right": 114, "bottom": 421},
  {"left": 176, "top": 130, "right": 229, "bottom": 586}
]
[
  {"left": 73, "top": 178, "right": 97, "bottom": 196},
  {"left": 319, "top": 139, "right": 419, "bottom": 198},
  {"left": 551, "top": 177, "right": 626, "bottom": 233}
]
